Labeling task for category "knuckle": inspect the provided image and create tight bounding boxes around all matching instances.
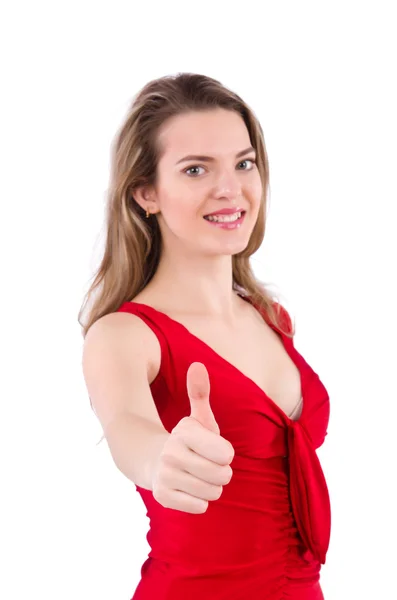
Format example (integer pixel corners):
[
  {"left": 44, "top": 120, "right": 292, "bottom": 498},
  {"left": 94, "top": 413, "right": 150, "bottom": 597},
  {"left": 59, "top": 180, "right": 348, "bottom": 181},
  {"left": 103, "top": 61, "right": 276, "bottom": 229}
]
[
  {"left": 222, "top": 466, "right": 233, "bottom": 484},
  {"left": 152, "top": 485, "right": 165, "bottom": 505},
  {"left": 161, "top": 440, "right": 183, "bottom": 467},
  {"left": 211, "top": 485, "right": 223, "bottom": 500},
  {"left": 196, "top": 500, "right": 209, "bottom": 514},
  {"left": 173, "top": 416, "right": 191, "bottom": 433},
  {"left": 160, "top": 449, "right": 176, "bottom": 467},
  {"left": 227, "top": 442, "right": 235, "bottom": 460}
]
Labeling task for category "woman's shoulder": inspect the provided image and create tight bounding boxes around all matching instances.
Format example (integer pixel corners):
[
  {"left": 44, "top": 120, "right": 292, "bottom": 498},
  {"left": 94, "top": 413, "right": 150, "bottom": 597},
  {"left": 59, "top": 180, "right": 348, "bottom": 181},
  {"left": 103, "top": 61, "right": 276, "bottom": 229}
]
[
  {"left": 243, "top": 292, "right": 294, "bottom": 335},
  {"left": 86, "top": 308, "right": 162, "bottom": 384}
]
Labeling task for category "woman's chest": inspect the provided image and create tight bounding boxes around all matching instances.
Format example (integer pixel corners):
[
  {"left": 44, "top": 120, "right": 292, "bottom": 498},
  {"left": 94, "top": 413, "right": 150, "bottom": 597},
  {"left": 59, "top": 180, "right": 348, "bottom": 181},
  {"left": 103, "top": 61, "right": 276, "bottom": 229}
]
[{"left": 172, "top": 314, "right": 303, "bottom": 420}]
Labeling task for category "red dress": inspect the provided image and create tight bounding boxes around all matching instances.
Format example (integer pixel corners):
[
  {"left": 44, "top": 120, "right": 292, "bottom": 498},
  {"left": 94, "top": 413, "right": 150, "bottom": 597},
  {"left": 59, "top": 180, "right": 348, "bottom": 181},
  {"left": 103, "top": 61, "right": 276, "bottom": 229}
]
[{"left": 117, "top": 296, "right": 331, "bottom": 600}]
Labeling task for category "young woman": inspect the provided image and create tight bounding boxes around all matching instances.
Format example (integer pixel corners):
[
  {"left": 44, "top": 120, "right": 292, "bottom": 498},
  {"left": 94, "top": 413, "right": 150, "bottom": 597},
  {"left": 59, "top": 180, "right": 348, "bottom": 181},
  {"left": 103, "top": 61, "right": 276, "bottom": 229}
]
[{"left": 80, "top": 73, "right": 331, "bottom": 600}]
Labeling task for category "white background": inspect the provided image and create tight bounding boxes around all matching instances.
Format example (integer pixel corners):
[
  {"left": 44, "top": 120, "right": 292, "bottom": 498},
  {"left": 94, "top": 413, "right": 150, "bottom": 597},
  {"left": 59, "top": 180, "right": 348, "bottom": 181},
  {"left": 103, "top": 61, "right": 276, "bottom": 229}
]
[{"left": 1, "top": 1, "right": 396, "bottom": 599}]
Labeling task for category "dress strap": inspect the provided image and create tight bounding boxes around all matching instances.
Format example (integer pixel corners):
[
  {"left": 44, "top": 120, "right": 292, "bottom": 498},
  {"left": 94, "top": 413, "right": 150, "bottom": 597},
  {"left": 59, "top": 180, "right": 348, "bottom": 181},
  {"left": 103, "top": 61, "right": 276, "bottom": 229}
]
[{"left": 116, "top": 301, "right": 172, "bottom": 379}]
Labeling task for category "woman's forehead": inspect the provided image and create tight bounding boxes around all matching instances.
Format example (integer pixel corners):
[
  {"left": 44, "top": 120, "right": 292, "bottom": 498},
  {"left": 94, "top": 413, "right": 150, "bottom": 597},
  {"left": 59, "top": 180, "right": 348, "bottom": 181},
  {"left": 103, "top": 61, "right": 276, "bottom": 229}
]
[{"left": 157, "top": 110, "right": 251, "bottom": 162}]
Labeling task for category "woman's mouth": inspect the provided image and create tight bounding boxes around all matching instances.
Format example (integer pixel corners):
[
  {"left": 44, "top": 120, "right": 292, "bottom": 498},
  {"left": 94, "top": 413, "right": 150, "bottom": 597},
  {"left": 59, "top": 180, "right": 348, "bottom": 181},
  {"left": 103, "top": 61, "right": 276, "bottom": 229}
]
[{"left": 203, "top": 210, "right": 246, "bottom": 229}]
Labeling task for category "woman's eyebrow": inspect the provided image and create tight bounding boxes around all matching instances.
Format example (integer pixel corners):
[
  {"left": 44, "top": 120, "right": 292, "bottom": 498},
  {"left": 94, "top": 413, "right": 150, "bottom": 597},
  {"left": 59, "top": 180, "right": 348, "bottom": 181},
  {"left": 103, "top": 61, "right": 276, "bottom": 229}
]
[{"left": 175, "top": 146, "right": 256, "bottom": 165}]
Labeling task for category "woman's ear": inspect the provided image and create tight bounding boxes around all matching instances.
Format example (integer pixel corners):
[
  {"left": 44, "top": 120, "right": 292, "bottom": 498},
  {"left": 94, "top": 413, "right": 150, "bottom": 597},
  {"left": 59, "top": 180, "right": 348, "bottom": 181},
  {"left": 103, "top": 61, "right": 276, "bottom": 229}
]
[
  {"left": 131, "top": 185, "right": 150, "bottom": 211},
  {"left": 132, "top": 185, "right": 159, "bottom": 215}
]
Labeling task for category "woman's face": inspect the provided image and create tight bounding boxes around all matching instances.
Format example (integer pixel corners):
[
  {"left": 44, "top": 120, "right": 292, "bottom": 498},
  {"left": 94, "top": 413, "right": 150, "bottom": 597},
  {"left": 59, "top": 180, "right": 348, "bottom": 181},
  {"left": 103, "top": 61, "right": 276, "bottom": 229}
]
[{"left": 147, "top": 108, "right": 263, "bottom": 257}]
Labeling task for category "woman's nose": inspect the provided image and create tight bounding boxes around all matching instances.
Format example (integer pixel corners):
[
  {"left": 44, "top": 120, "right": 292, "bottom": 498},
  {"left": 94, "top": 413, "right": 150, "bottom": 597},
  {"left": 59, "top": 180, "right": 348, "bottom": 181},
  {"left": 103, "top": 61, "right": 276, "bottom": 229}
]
[{"left": 212, "top": 171, "right": 242, "bottom": 200}]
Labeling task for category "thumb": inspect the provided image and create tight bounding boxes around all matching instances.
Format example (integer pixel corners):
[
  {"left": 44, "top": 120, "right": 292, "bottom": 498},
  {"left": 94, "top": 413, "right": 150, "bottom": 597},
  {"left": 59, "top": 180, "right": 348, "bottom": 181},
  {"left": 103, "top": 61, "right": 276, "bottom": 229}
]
[{"left": 186, "top": 362, "right": 220, "bottom": 434}]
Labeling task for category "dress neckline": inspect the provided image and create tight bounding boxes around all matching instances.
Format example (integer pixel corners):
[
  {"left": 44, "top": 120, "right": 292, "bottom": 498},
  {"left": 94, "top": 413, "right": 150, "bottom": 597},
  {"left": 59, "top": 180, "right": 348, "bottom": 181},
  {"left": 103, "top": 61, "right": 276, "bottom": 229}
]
[{"left": 126, "top": 295, "right": 304, "bottom": 423}]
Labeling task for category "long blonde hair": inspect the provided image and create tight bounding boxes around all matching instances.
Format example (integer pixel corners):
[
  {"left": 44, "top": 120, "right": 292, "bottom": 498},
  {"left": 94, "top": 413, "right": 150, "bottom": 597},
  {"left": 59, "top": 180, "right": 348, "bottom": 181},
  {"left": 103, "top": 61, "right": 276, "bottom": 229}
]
[{"left": 78, "top": 73, "right": 294, "bottom": 338}]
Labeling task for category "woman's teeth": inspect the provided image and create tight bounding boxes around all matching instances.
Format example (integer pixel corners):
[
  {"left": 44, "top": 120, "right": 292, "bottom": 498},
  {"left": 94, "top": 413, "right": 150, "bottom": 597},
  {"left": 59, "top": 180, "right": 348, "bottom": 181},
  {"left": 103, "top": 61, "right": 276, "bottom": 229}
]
[{"left": 204, "top": 211, "right": 242, "bottom": 223}]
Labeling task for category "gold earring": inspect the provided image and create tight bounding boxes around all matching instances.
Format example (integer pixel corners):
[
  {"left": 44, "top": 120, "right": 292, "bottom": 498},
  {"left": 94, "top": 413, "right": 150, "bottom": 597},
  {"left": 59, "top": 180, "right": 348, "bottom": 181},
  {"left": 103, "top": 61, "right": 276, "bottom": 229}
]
[{"left": 145, "top": 210, "right": 150, "bottom": 218}]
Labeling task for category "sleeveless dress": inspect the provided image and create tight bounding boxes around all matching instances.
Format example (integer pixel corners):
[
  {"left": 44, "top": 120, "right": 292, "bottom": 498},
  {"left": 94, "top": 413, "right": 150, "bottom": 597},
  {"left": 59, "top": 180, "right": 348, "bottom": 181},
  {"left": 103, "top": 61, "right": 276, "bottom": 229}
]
[{"left": 117, "top": 296, "right": 331, "bottom": 600}]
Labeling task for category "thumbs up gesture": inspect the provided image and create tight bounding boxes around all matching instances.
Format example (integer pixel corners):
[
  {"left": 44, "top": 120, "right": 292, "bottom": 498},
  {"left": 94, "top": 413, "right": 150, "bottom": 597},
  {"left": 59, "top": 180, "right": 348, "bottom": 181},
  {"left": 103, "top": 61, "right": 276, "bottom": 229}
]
[{"left": 151, "top": 362, "right": 235, "bottom": 514}]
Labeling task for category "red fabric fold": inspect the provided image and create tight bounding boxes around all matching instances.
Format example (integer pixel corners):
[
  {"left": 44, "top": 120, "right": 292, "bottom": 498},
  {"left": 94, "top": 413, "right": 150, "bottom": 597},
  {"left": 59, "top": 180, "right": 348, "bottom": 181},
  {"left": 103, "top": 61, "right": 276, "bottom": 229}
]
[{"left": 288, "top": 420, "right": 331, "bottom": 564}]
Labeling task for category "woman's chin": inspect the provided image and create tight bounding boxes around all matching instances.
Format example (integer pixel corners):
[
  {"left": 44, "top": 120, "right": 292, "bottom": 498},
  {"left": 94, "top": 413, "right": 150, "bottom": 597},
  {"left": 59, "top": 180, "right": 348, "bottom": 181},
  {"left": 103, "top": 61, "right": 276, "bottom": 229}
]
[{"left": 204, "top": 237, "right": 250, "bottom": 256}]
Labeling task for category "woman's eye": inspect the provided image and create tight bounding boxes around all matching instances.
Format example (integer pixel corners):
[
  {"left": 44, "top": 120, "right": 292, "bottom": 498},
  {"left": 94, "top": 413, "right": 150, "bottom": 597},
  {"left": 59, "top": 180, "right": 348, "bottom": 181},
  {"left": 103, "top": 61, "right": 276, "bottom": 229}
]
[
  {"left": 184, "top": 158, "right": 256, "bottom": 177},
  {"left": 238, "top": 158, "right": 256, "bottom": 170},
  {"left": 185, "top": 166, "right": 204, "bottom": 177}
]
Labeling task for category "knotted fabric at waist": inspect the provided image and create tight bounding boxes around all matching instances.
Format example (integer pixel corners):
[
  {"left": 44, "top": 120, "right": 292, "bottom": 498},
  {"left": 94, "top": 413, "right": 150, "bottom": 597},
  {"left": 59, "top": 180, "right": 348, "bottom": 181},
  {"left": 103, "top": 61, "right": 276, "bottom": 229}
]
[{"left": 287, "top": 420, "right": 331, "bottom": 564}]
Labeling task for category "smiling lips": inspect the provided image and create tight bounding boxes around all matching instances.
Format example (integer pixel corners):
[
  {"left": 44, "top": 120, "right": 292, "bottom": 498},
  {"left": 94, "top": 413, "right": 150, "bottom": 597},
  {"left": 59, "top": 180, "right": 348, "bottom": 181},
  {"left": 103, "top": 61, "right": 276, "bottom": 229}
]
[
  {"left": 203, "top": 210, "right": 246, "bottom": 228},
  {"left": 204, "top": 207, "right": 244, "bottom": 217}
]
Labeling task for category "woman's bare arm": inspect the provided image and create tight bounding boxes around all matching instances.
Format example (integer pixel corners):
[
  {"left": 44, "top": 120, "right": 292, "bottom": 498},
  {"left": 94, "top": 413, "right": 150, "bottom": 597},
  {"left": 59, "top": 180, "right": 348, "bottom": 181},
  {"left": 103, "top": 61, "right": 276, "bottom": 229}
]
[{"left": 82, "top": 312, "right": 170, "bottom": 490}]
